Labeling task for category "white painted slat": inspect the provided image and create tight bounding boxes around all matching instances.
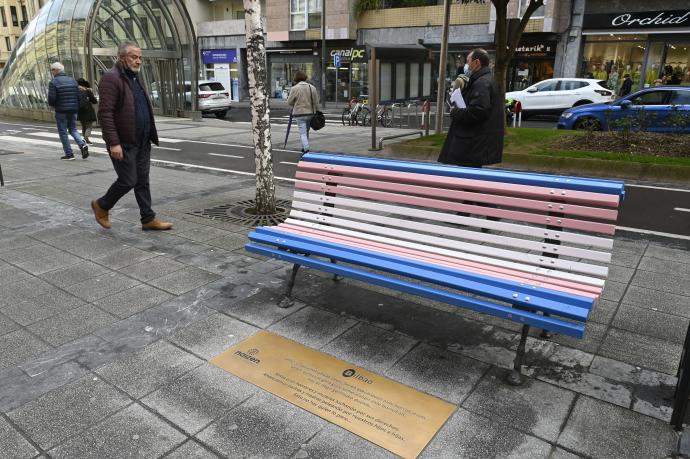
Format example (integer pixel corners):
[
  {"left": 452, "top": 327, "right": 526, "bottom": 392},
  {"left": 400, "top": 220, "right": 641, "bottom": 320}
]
[
  {"left": 288, "top": 209, "right": 609, "bottom": 278},
  {"left": 284, "top": 218, "right": 606, "bottom": 288},
  {"left": 293, "top": 190, "right": 614, "bottom": 250},
  {"left": 291, "top": 201, "right": 612, "bottom": 264}
]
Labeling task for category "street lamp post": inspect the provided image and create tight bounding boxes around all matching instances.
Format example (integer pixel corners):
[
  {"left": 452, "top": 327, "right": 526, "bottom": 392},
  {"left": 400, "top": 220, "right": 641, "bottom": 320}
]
[{"left": 435, "top": 0, "right": 452, "bottom": 134}]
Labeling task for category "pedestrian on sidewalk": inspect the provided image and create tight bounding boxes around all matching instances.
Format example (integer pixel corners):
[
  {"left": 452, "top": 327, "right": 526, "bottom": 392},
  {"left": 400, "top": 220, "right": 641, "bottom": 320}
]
[
  {"left": 287, "top": 71, "right": 319, "bottom": 154},
  {"left": 77, "top": 78, "right": 98, "bottom": 145},
  {"left": 48, "top": 62, "right": 89, "bottom": 160},
  {"left": 91, "top": 41, "right": 172, "bottom": 231},
  {"left": 438, "top": 48, "right": 503, "bottom": 168}
]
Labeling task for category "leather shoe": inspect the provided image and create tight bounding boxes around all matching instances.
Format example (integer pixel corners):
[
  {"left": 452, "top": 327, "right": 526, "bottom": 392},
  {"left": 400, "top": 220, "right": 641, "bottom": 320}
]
[
  {"left": 91, "top": 200, "right": 111, "bottom": 229},
  {"left": 142, "top": 218, "right": 173, "bottom": 231}
]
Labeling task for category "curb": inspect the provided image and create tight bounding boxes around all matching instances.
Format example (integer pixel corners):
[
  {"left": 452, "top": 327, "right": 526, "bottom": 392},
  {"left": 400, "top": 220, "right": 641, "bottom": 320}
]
[{"left": 383, "top": 144, "right": 690, "bottom": 184}]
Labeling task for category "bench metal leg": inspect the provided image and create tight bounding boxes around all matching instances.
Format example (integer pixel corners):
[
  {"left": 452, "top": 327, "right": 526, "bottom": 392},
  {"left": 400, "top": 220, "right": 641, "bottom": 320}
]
[
  {"left": 0, "top": 162, "right": 4, "bottom": 187},
  {"left": 278, "top": 263, "right": 301, "bottom": 308},
  {"left": 330, "top": 258, "right": 342, "bottom": 281},
  {"left": 507, "top": 323, "right": 530, "bottom": 386}
]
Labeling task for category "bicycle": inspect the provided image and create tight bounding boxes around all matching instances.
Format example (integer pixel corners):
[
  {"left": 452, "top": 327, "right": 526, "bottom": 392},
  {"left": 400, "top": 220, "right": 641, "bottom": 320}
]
[
  {"left": 341, "top": 98, "right": 370, "bottom": 126},
  {"left": 362, "top": 103, "right": 394, "bottom": 127}
]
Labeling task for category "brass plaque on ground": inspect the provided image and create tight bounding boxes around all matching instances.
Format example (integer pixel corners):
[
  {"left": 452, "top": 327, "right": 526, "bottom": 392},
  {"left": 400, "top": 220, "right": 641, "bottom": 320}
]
[{"left": 210, "top": 330, "right": 456, "bottom": 459}]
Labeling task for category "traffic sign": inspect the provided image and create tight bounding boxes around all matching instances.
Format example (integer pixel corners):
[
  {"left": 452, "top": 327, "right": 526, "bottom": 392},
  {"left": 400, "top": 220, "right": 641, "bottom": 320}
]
[{"left": 333, "top": 54, "right": 341, "bottom": 68}]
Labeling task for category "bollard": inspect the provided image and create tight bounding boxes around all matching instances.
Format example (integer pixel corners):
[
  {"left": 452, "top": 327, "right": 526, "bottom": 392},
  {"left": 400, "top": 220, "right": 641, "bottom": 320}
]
[
  {"left": 515, "top": 100, "right": 523, "bottom": 128},
  {"left": 422, "top": 99, "right": 431, "bottom": 136}
]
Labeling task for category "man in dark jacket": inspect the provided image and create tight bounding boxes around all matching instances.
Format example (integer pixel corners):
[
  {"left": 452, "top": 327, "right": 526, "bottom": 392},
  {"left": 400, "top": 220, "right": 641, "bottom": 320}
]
[
  {"left": 91, "top": 41, "right": 172, "bottom": 231},
  {"left": 438, "top": 48, "right": 504, "bottom": 167},
  {"left": 48, "top": 62, "right": 89, "bottom": 160},
  {"left": 619, "top": 74, "right": 633, "bottom": 97}
]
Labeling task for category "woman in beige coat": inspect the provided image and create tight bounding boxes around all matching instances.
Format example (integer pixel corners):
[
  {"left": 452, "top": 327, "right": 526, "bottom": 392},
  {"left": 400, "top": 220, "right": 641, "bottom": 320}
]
[{"left": 287, "top": 70, "right": 320, "bottom": 153}]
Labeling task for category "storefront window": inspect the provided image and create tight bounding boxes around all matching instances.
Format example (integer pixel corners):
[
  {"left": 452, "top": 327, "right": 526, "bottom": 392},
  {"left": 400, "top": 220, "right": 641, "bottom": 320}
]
[
  {"left": 582, "top": 35, "right": 647, "bottom": 93},
  {"left": 270, "top": 61, "right": 314, "bottom": 99},
  {"left": 661, "top": 43, "right": 690, "bottom": 86}
]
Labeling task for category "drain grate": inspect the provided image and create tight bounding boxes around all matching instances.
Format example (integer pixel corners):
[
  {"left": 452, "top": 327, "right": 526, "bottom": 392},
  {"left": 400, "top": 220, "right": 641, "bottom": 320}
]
[{"left": 187, "top": 198, "right": 292, "bottom": 227}]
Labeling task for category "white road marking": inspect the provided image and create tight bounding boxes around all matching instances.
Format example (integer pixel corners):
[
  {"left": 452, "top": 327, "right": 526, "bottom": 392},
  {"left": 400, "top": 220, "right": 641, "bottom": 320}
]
[
  {"left": 0, "top": 135, "right": 109, "bottom": 154},
  {"left": 88, "top": 130, "right": 185, "bottom": 144},
  {"left": 153, "top": 145, "right": 182, "bottom": 151},
  {"left": 280, "top": 161, "right": 299, "bottom": 165},
  {"left": 209, "top": 153, "right": 244, "bottom": 159},
  {"left": 176, "top": 139, "right": 302, "bottom": 154},
  {"left": 149, "top": 159, "right": 295, "bottom": 182},
  {"left": 617, "top": 226, "right": 690, "bottom": 241},
  {"left": 626, "top": 183, "right": 690, "bottom": 193},
  {"left": 26, "top": 131, "right": 181, "bottom": 150},
  {"left": 675, "top": 208, "right": 690, "bottom": 213}
]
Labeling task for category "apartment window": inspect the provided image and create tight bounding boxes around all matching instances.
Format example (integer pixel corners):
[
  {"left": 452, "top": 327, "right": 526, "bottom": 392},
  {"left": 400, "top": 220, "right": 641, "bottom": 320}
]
[
  {"left": 518, "top": 0, "right": 545, "bottom": 18},
  {"left": 10, "top": 6, "right": 18, "bottom": 27},
  {"left": 21, "top": 5, "right": 27, "bottom": 22},
  {"left": 5, "top": 37, "right": 11, "bottom": 52},
  {"left": 1, "top": 6, "right": 7, "bottom": 27},
  {"left": 290, "top": 0, "right": 321, "bottom": 31}
]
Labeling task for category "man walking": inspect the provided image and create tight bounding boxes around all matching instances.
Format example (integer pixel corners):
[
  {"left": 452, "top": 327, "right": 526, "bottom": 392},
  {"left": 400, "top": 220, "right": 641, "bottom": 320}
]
[
  {"left": 48, "top": 62, "right": 89, "bottom": 161},
  {"left": 438, "top": 48, "right": 504, "bottom": 167},
  {"left": 91, "top": 41, "right": 172, "bottom": 231},
  {"left": 619, "top": 74, "right": 633, "bottom": 97}
]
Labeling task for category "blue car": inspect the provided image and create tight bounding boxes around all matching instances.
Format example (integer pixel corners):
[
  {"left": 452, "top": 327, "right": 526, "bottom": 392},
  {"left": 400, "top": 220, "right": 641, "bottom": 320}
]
[{"left": 557, "top": 86, "right": 690, "bottom": 133}]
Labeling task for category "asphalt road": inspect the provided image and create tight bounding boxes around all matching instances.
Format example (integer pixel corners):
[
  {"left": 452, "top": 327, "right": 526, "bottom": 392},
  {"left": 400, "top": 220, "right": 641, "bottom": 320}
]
[{"left": 1, "top": 119, "right": 688, "bottom": 240}]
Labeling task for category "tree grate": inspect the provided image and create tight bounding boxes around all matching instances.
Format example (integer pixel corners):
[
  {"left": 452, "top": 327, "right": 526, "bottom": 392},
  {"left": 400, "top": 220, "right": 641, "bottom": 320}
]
[{"left": 187, "top": 199, "right": 292, "bottom": 227}]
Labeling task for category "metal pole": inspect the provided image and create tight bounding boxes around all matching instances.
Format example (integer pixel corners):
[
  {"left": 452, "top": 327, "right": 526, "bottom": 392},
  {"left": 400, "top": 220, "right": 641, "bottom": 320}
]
[
  {"left": 321, "top": 0, "right": 327, "bottom": 102},
  {"left": 435, "top": 0, "right": 451, "bottom": 134},
  {"left": 369, "top": 47, "right": 378, "bottom": 151}
]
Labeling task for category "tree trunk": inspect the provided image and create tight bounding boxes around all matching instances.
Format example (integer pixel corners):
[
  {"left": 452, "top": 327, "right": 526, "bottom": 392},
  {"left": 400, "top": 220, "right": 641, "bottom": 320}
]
[{"left": 244, "top": 0, "right": 276, "bottom": 215}]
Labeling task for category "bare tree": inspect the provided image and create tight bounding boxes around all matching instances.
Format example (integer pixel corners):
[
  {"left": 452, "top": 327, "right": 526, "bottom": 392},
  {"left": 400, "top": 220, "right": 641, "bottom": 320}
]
[{"left": 244, "top": 0, "right": 276, "bottom": 214}]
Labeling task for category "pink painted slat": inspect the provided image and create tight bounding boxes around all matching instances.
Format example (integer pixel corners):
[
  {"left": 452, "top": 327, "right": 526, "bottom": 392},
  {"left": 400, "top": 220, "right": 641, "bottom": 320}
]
[
  {"left": 276, "top": 223, "right": 600, "bottom": 299},
  {"left": 295, "top": 171, "right": 618, "bottom": 221},
  {"left": 295, "top": 180, "right": 617, "bottom": 235},
  {"left": 297, "top": 161, "right": 621, "bottom": 208}
]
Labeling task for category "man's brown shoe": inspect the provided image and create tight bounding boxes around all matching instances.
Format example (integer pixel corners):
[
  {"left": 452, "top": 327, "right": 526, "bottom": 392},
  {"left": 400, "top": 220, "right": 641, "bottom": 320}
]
[
  {"left": 142, "top": 218, "right": 173, "bottom": 231},
  {"left": 91, "top": 200, "right": 111, "bottom": 229}
]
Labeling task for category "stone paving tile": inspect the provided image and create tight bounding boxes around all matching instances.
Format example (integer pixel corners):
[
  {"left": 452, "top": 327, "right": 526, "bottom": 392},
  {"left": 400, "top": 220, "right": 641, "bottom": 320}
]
[
  {"left": 207, "top": 286, "right": 300, "bottom": 328},
  {"left": 0, "top": 362, "right": 89, "bottom": 413},
  {"left": 612, "top": 302, "right": 689, "bottom": 343},
  {"left": 176, "top": 226, "right": 229, "bottom": 243},
  {"left": 136, "top": 287, "right": 219, "bottom": 338},
  {"left": 463, "top": 367, "right": 576, "bottom": 442},
  {"left": 119, "top": 256, "right": 186, "bottom": 282},
  {"left": 19, "top": 335, "right": 106, "bottom": 377},
  {"left": 599, "top": 327, "right": 682, "bottom": 375},
  {"left": 601, "top": 280, "right": 627, "bottom": 303},
  {"left": 610, "top": 249, "right": 644, "bottom": 269},
  {"left": 38, "top": 261, "right": 112, "bottom": 288},
  {"left": 95, "top": 340, "right": 203, "bottom": 399},
  {"left": 13, "top": 251, "right": 83, "bottom": 276},
  {"left": 0, "top": 278, "right": 55, "bottom": 307},
  {"left": 7, "top": 375, "right": 132, "bottom": 450},
  {"left": 631, "top": 270, "right": 690, "bottom": 297},
  {"left": 141, "top": 364, "right": 257, "bottom": 435},
  {"left": 166, "top": 439, "right": 220, "bottom": 458},
  {"left": 48, "top": 403, "right": 186, "bottom": 459},
  {"left": 550, "top": 447, "right": 583, "bottom": 458},
  {"left": 0, "top": 242, "right": 62, "bottom": 264},
  {"left": 92, "top": 246, "right": 157, "bottom": 270},
  {"left": 644, "top": 245, "right": 690, "bottom": 265},
  {"left": 0, "top": 311, "right": 19, "bottom": 337},
  {"left": 385, "top": 343, "right": 489, "bottom": 404},
  {"left": 621, "top": 284, "right": 690, "bottom": 318},
  {"left": 93, "top": 285, "right": 173, "bottom": 319},
  {"left": 0, "top": 235, "right": 36, "bottom": 254},
  {"left": 0, "top": 416, "right": 39, "bottom": 458},
  {"left": 295, "top": 424, "right": 394, "bottom": 459},
  {"left": 63, "top": 272, "right": 141, "bottom": 303},
  {"left": 0, "top": 329, "right": 52, "bottom": 371},
  {"left": 638, "top": 256, "right": 690, "bottom": 278},
  {"left": 1, "top": 290, "right": 85, "bottom": 326},
  {"left": 168, "top": 313, "right": 258, "bottom": 360},
  {"left": 321, "top": 323, "right": 419, "bottom": 374},
  {"left": 146, "top": 266, "right": 222, "bottom": 295},
  {"left": 0, "top": 264, "right": 31, "bottom": 286},
  {"left": 588, "top": 299, "right": 618, "bottom": 326},
  {"left": 420, "top": 408, "right": 552, "bottom": 459},
  {"left": 76, "top": 334, "right": 161, "bottom": 371},
  {"left": 606, "top": 265, "right": 635, "bottom": 285},
  {"left": 268, "top": 306, "right": 358, "bottom": 350},
  {"left": 57, "top": 237, "right": 128, "bottom": 261},
  {"left": 28, "top": 304, "right": 119, "bottom": 346},
  {"left": 196, "top": 391, "right": 326, "bottom": 458},
  {"left": 204, "top": 233, "right": 247, "bottom": 251},
  {"left": 534, "top": 366, "right": 633, "bottom": 409},
  {"left": 549, "top": 321, "right": 607, "bottom": 355},
  {"left": 558, "top": 395, "right": 678, "bottom": 458}
]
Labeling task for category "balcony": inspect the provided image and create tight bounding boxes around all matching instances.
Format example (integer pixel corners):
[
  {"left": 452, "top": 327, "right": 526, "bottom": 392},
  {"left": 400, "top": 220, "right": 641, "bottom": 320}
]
[{"left": 357, "top": 2, "right": 489, "bottom": 29}]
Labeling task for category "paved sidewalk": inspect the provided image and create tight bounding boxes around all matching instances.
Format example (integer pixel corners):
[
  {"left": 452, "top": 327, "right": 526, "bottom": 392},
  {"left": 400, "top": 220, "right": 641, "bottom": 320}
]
[{"left": 0, "top": 131, "right": 688, "bottom": 458}]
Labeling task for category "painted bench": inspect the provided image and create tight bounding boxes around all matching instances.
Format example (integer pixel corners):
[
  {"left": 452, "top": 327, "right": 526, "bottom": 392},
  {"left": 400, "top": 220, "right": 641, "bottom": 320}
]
[{"left": 246, "top": 153, "right": 625, "bottom": 384}]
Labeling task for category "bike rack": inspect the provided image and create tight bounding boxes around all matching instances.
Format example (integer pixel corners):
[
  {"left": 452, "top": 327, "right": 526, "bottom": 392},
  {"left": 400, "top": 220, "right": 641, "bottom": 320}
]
[{"left": 377, "top": 131, "right": 424, "bottom": 150}]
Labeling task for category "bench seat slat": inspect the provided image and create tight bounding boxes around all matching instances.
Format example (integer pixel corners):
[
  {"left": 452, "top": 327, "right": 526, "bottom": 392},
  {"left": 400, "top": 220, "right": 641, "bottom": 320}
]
[
  {"left": 282, "top": 219, "right": 606, "bottom": 290},
  {"left": 298, "top": 159, "right": 624, "bottom": 206},
  {"left": 296, "top": 181, "right": 617, "bottom": 235},
  {"left": 291, "top": 200, "right": 612, "bottom": 263},
  {"left": 301, "top": 154, "right": 626, "bottom": 198},
  {"left": 295, "top": 171, "right": 619, "bottom": 222},
  {"left": 246, "top": 242, "right": 586, "bottom": 338},
  {"left": 277, "top": 223, "right": 600, "bottom": 299},
  {"left": 294, "top": 191, "right": 614, "bottom": 250},
  {"left": 289, "top": 210, "right": 610, "bottom": 278},
  {"left": 250, "top": 229, "right": 593, "bottom": 319}
]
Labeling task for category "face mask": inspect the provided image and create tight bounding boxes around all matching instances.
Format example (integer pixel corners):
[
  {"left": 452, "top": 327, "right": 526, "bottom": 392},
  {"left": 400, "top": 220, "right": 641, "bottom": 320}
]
[{"left": 464, "top": 63, "right": 471, "bottom": 77}]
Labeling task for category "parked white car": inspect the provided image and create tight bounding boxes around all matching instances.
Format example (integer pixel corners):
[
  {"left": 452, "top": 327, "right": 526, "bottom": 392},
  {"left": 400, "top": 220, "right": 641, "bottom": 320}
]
[
  {"left": 505, "top": 78, "right": 614, "bottom": 118},
  {"left": 185, "top": 80, "right": 231, "bottom": 119}
]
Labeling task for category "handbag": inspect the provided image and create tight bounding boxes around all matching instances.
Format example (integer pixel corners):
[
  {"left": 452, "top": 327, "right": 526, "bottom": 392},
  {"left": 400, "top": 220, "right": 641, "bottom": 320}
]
[{"left": 308, "top": 85, "right": 326, "bottom": 131}]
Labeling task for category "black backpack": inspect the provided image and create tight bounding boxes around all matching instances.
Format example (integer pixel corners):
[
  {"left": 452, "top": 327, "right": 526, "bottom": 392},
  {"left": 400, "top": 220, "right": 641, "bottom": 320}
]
[
  {"left": 308, "top": 86, "right": 325, "bottom": 131},
  {"left": 79, "top": 90, "right": 91, "bottom": 111}
]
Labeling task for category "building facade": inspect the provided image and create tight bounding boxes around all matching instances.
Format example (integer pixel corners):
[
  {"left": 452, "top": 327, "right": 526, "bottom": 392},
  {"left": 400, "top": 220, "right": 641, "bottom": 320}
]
[{"left": 0, "top": 0, "right": 45, "bottom": 73}]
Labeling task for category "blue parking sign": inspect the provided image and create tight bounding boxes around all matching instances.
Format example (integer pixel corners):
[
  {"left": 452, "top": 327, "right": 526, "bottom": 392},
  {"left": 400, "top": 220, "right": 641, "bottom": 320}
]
[{"left": 333, "top": 54, "right": 341, "bottom": 68}]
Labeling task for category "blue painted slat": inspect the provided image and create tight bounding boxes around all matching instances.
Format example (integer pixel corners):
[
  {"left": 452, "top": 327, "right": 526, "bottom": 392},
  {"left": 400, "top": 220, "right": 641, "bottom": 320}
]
[
  {"left": 245, "top": 243, "right": 586, "bottom": 338},
  {"left": 254, "top": 227, "right": 593, "bottom": 311},
  {"left": 302, "top": 153, "right": 625, "bottom": 199},
  {"left": 249, "top": 231, "right": 590, "bottom": 322}
]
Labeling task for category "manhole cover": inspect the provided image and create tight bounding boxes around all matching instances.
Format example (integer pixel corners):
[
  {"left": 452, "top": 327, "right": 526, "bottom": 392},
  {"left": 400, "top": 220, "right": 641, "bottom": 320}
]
[{"left": 187, "top": 199, "right": 292, "bottom": 227}]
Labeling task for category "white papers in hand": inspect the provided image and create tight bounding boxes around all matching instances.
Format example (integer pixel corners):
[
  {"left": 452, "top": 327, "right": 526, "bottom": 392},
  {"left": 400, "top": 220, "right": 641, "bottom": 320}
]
[{"left": 450, "top": 89, "right": 466, "bottom": 109}]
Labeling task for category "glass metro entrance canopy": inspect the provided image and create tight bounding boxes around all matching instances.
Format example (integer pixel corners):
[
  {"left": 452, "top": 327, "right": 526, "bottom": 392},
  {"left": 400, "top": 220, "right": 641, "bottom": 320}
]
[{"left": 0, "top": 0, "right": 197, "bottom": 117}]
